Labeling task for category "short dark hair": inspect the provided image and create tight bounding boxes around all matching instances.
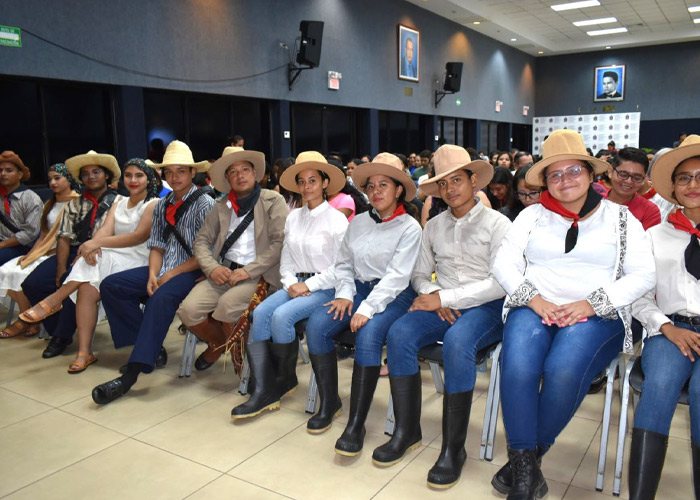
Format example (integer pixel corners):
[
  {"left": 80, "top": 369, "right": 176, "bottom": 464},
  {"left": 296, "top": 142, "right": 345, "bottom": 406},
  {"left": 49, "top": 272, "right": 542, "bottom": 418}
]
[
  {"left": 610, "top": 147, "right": 649, "bottom": 172},
  {"left": 419, "top": 149, "right": 432, "bottom": 159},
  {"left": 466, "top": 147, "right": 478, "bottom": 161},
  {"left": 603, "top": 71, "right": 618, "bottom": 83},
  {"left": 513, "top": 151, "right": 531, "bottom": 164}
]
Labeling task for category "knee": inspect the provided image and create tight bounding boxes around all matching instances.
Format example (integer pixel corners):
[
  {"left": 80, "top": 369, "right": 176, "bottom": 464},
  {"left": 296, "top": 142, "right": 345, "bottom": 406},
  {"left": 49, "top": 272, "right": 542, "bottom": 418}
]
[
  {"left": 176, "top": 296, "right": 201, "bottom": 326},
  {"left": 386, "top": 323, "right": 414, "bottom": 355}
]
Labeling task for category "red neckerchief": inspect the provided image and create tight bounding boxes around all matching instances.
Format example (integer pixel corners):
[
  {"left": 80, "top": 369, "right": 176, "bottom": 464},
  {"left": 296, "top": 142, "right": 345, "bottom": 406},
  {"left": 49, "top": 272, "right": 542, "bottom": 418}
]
[
  {"left": 668, "top": 210, "right": 700, "bottom": 238},
  {"left": 382, "top": 204, "right": 406, "bottom": 223},
  {"left": 0, "top": 187, "right": 10, "bottom": 217},
  {"left": 165, "top": 199, "right": 183, "bottom": 226},
  {"left": 83, "top": 192, "right": 99, "bottom": 227},
  {"left": 641, "top": 187, "right": 657, "bottom": 200},
  {"left": 539, "top": 190, "right": 580, "bottom": 226},
  {"left": 228, "top": 190, "right": 241, "bottom": 216}
]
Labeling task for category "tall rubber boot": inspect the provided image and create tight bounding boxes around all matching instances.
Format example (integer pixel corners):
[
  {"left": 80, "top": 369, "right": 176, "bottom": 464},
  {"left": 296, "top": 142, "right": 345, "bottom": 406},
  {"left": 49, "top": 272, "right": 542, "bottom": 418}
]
[
  {"left": 692, "top": 440, "right": 700, "bottom": 500},
  {"left": 306, "top": 350, "right": 342, "bottom": 434},
  {"left": 334, "top": 363, "right": 380, "bottom": 456},
  {"left": 628, "top": 428, "right": 668, "bottom": 500},
  {"left": 426, "top": 391, "right": 472, "bottom": 488},
  {"left": 269, "top": 337, "right": 299, "bottom": 399},
  {"left": 231, "top": 341, "right": 280, "bottom": 419}
]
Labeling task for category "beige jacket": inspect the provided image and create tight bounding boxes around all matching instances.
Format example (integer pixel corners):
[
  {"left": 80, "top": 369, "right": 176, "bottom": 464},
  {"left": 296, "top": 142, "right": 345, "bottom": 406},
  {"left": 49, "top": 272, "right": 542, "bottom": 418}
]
[{"left": 193, "top": 189, "right": 288, "bottom": 289}]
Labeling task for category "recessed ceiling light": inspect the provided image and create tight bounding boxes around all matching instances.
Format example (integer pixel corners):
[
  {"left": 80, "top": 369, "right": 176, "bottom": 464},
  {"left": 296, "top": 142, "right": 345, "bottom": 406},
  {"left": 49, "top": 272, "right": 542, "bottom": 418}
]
[
  {"left": 694, "top": 18, "right": 700, "bottom": 23},
  {"left": 551, "top": 1, "right": 600, "bottom": 12},
  {"left": 538, "top": 50, "right": 544, "bottom": 54},
  {"left": 573, "top": 17, "right": 617, "bottom": 27},
  {"left": 605, "top": 46, "right": 611, "bottom": 49},
  {"left": 511, "top": 38, "right": 517, "bottom": 41},
  {"left": 689, "top": 6, "right": 700, "bottom": 13},
  {"left": 587, "top": 27, "right": 628, "bottom": 36},
  {"left": 473, "top": 21, "right": 481, "bottom": 25}
]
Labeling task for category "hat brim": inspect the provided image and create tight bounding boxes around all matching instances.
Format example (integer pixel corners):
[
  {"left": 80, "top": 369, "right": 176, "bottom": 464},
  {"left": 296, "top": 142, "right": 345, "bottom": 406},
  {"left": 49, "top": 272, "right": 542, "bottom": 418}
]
[
  {"left": 208, "top": 151, "right": 264, "bottom": 193},
  {"left": 525, "top": 153, "right": 609, "bottom": 187},
  {"left": 65, "top": 153, "right": 121, "bottom": 182},
  {"left": 278, "top": 161, "right": 346, "bottom": 195},
  {"left": 352, "top": 163, "right": 417, "bottom": 201},
  {"left": 651, "top": 143, "right": 700, "bottom": 203},
  {"left": 419, "top": 160, "right": 493, "bottom": 198}
]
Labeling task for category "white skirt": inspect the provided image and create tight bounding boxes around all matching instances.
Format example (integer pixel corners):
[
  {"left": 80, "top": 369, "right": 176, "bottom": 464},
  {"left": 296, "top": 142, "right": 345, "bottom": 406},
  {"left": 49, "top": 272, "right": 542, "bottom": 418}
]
[{"left": 0, "top": 256, "right": 49, "bottom": 297}]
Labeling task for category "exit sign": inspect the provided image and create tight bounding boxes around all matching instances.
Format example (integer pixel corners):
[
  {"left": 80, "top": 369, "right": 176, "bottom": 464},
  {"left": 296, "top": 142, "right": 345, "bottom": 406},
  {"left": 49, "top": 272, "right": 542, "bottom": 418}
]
[{"left": 0, "top": 25, "right": 21, "bottom": 47}]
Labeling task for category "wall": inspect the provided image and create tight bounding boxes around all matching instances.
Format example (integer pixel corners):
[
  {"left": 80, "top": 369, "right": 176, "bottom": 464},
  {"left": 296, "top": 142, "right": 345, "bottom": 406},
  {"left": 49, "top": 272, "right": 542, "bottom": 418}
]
[{"left": 0, "top": 0, "right": 535, "bottom": 124}]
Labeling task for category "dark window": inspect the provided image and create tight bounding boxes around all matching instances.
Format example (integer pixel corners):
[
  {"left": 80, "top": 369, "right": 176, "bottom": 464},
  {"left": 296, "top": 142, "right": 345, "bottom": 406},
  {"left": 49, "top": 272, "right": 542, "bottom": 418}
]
[
  {"left": 0, "top": 79, "right": 43, "bottom": 183},
  {"left": 291, "top": 103, "right": 357, "bottom": 161},
  {"left": 188, "top": 95, "right": 230, "bottom": 162}
]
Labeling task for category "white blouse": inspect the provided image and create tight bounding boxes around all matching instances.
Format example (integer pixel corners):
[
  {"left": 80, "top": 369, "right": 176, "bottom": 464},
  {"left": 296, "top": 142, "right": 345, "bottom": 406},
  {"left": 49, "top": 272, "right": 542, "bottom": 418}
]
[
  {"left": 279, "top": 201, "right": 348, "bottom": 291},
  {"left": 334, "top": 211, "right": 422, "bottom": 319}
]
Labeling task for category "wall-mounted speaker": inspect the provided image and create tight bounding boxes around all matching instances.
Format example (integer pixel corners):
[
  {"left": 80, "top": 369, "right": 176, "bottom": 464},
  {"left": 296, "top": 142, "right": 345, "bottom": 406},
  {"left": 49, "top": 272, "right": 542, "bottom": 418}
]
[
  {"left": 296, "top": 21, "right": 324, "bottom": 67},
  {"left": 443, "top": 62, "right": 463, "bottom": 92}
]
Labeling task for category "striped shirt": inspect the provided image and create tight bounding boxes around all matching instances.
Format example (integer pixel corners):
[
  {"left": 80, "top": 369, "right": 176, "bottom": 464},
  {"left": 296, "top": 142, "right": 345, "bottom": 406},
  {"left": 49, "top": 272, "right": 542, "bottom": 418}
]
[
  {"left": 148, "top": 185, "right": 215, "bottom": 277},
  {"left": 57, "top": 190, "right": 116, "bottom": 246},
  {"left": 0, "top": 186, "right": 43, "bottom": 246}
]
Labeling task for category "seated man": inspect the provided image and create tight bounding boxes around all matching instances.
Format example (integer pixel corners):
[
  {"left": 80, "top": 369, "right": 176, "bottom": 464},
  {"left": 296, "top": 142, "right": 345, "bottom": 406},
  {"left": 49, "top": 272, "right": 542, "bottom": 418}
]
[
  {"left": 176, "top": 146, "right": 287, "bottom": 407},
  {"left": 91, "top": 140, "right": 214, "bottom": 405},
  {"left": 371, "top": 145, "right": 511, "bottom": 489}
]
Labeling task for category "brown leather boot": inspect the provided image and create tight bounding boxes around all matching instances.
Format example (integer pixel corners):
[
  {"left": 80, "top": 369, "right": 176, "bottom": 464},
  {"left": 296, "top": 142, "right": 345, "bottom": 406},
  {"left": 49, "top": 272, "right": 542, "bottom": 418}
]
[{"left": 187, "top": 315, "right": 226, "bottom": 371}]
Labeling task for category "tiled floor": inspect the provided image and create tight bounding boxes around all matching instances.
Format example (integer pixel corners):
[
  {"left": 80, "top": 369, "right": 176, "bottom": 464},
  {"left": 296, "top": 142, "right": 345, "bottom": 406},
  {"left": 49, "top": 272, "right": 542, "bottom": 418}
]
[{"left": 0, "top": 314, "right": 693, "bottom": 499}]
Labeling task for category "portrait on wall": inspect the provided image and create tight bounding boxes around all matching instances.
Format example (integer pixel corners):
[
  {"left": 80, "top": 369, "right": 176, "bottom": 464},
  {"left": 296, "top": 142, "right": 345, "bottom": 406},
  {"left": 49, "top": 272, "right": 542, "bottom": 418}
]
[
  {"left": 398, "top": 24, "right": 420, "bottom": 82},
  {"left": 594, "top": 65, "right": 625, "bottom": 102}
]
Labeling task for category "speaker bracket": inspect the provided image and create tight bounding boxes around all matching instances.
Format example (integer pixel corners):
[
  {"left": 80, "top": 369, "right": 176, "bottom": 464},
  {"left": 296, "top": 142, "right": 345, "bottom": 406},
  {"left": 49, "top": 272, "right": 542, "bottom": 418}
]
[
  {"left": 435, "top": 89, "right": 455, "bottom": 108},
  {"left": 288, "top": 62, "right": 313, "bottom": 91}
]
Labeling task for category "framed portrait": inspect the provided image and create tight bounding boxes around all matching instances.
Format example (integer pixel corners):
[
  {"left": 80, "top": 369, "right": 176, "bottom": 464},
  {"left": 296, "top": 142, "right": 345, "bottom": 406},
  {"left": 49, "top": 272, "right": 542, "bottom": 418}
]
[
  {"left": 594, "top": 65, "right": 625, "bottom": 102},
  {"left": 398, "top": 24, "right": 420, "bottom": 82}
]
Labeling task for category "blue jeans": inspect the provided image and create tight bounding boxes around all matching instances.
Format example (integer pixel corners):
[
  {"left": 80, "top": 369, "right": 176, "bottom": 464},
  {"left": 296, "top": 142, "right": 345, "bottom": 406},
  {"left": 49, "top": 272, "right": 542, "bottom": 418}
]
[
  {"left": 250, "top": 287, "right": 334, "bottom": 344},
  {"left": 386, "top": 299, "right": 504, "bottom": 393},
  {"left": 634, "top": 322, "right": 700, "bottom": 441},
  {"left": 501, "top": 307, "right": 624, "bottom": 450},
  {"left": 305, "top": 281, "right": 416, "bottom": 366}
]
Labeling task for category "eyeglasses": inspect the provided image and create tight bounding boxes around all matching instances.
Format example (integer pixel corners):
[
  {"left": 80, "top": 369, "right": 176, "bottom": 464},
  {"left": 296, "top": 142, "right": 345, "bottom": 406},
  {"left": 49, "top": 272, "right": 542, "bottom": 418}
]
[
  {"left": 673, "top": 171, "right": 700, "bottom": 186},
  {"left": 613, "top": 168, "right": 645, "bottom": 184},
  {"left": 517, "top": 190, "right": 542, "bottom": 200},
  {"left": 545, "top": 165, "right": 583, "bottom": 184}
]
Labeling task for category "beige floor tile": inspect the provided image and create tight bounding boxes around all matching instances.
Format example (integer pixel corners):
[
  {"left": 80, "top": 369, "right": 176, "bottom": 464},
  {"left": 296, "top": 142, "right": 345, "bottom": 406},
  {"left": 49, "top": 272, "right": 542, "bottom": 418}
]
[
  {"left": 563, "top": 485, "right": 618, "bottom": 499},
  {"left": 0, "top": 387, "right": 52, "bottom": 429},
  {"left": 540, "top": 416, "right": 600, "bottom": 484},
  {"left": 60, "top": 372, "right": 223, "bottom": 435},
  {"left": 3, "top": 439, "right": 221, "bottom": 500},
  {"left": 0, "top": 409, "right": 125, "bottom": 497},
  {"left": 186, "top": 474, "right": 292, "bottom": 500},
  {"left": 135, "top": 393, "right": 307, "bottom": 472},
  {"left": 0, "top": 336, "right": 67, "bottom": 385}
]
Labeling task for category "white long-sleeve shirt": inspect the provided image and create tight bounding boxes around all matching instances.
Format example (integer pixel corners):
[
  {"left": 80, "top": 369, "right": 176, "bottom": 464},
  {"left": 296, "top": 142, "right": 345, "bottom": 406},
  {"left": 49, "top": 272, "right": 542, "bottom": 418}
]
[
  {"left": 412, "top": 200, "right": 510, "bottom": 310},
  {"left": 334, "top": 211, "right": 422, "bottom": 319},
  {"left": 279, "top": 201, "right": 348, "bottom": 291}
]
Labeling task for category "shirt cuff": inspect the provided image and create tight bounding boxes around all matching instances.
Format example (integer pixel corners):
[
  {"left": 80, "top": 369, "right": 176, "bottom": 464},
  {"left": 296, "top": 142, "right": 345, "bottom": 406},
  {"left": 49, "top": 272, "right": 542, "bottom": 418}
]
[
  {"left": 647, "top": 311, "right": 672, "bottom": 335},
  {"left": 280, "top": 275, "right": 296, "bottom": 290},
  {"left": 504, "top": 279, "right": 539, "bottom": 308},
  {"left": 586, "top": 287, "right": 620, "bottom": 320},
  {"left": 417, "top": 282, "right": 441, "bottom": 296},
  {"left": 305, "top": 275, "right": 320, "bottom": 292},
  {"left": 439, "top": 289, "right": 458, "bottom": 309},
  {"left": 356, "top": 301, "right": 374, "bottom": 320}
]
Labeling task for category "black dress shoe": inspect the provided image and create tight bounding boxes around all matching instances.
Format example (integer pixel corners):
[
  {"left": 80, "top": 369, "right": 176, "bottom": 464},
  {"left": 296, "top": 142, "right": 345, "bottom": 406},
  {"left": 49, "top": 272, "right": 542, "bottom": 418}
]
[
  {"left": 92, "top": 378, "right": 126, "bottom": 405},
  {"left": 119, "top": 347, "right": 167, "bottom": 373},
  {"left": 42, "top": 337, "right": 72, "bottom": 359},
  {"left": 194, "top": 352, "right": 215, "bottom": 371}
]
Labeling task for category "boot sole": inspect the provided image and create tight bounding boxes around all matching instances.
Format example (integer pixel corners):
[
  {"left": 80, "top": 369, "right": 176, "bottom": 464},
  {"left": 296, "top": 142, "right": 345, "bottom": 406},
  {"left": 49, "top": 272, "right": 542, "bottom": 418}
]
[
  {"left": 372, "top": 440, "right": 422, "bottom": 467},
  {"left": 280, "top": 385, "right": 298, "bottom": 400},
  {"left": 535, "top": 479, "right": 549, "bottom": 498},
  {"left": 307, "top": 408, "right": 342, "bottom": 435},
  {"left": 427, "top": 478, "right": 459, "bottom": 490},
  {"left": 231, "top": 401, "right": 281, "bottom": 420},
  {"left": 491, "top": 476, "right": 510, "bottom": 495},
  {"left": 335, "top": 446, "right": 362, "bottom": 457}
]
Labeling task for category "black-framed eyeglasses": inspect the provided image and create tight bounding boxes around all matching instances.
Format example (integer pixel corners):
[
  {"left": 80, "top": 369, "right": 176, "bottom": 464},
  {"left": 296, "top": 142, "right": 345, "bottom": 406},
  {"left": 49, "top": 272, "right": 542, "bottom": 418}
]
[
  {"left": 613, "top": 167, "right": 645, "bottom": 184},
  {"left": 516, "top": 190, "right": 542, "bottom": 200},
  {"left": 673, "top": 171, "right": 700, "bottom": 186}
]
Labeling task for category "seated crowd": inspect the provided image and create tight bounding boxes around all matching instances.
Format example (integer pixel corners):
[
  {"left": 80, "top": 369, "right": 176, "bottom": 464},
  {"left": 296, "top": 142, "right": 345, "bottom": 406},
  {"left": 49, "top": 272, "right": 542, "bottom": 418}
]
[{"left": 1, "top": 130, "right": 698, "bottom": 500}]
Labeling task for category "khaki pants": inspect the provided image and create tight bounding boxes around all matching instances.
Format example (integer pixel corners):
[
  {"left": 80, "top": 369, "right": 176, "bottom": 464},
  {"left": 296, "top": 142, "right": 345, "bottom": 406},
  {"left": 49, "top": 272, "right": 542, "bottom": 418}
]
[{"left": 177, "top": 278, "right": 268, "bottom": 326}]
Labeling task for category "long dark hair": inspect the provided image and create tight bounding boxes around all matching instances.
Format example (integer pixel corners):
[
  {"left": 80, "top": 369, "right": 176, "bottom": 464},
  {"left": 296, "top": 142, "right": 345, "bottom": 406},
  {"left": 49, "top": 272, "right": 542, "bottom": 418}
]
[
  {"left": 276, "top": 158, "right": 301, "bottom": 208},
  {"left": 485, "top": 166, "right": 513, "bottom": 210}
]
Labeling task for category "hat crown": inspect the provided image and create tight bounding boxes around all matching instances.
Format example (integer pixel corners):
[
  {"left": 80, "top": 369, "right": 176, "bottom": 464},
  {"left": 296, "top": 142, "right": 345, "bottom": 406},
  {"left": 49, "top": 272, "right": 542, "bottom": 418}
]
[
  {"left": 220, "top": 146, "right": 245, "bottom": 158},
  {"left": 295, "top": 151, "right": 328, "bottom": 165},
  {"left": 371, "top": 153, "right": 404, "bottom": 173},
  {"left": 432, "top": 145, "right": 471, "bottom": 176},
  {"left": 541, "top": 130, "right": 588, "bottom": 159},
  {"left": 162, "top": 140, "right": 196, "bottom": 165},
  {"left": 679, "top": 135, "right": 700, "bottom": 148}
]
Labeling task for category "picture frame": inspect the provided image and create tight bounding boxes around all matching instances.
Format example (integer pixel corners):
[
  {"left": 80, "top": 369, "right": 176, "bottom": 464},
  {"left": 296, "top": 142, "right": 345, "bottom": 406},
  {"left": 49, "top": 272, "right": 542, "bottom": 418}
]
[
  {"left": 594, "top": 65, "right": 625, "bottom": 102},
  {"left": 398, "top": 24, "right": 420, "bottom": 82}
]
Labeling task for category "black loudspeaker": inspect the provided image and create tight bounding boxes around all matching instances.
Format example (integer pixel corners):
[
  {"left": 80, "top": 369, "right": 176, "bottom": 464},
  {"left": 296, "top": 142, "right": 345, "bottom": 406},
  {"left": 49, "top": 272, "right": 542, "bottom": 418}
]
[
  {"left": 296, "top": 21, "right": 324, "bottom": 67},
  {"left": 443, "top": 62, "right": 463, "bottom": 92}
]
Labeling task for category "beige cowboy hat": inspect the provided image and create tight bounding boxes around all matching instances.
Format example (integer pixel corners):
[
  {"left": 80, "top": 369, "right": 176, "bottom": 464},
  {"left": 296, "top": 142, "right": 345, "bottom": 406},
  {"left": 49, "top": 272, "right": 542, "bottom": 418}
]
[
  {"left": 278, "top": 151, "right": 346, "bottom": 195},
  {"left": 153, "top": 140, "right": 209, "bottom": 173},
  {"left": 651, "top": 134, "right": 700, "bottom": 203},
  {"left": 525, "top": 130, "right": 609, "bottom": 187},
  {"left": 352, "top": 152, "right": 417, "bottom": 200},
  {"left": 65, "top": 150, "right": 121, "bottom": 182},
  {"left": 209, "top": 146, "right": 265, "bottom": 193},
  {"left": 419, "top": 144, "right": 493, "bottom": 197},
  {"left": 0, "top": 151, "right": 31, "bottom": 181}
]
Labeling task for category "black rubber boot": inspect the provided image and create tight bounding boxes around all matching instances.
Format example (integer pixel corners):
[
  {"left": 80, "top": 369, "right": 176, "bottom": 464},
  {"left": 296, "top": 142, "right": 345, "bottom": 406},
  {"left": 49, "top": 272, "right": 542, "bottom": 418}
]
[
  {"left": 334, "top": 363, "right": 380, "bottom": 456},
  {"left": 372, "top": 372, "right": 423, "bottom": 467},
  {"left": 506, "top": 448, "right": 547, "bottom": 500},
  {"left": 492, "top": 445, "right": 548, "bottom": 495},
  {"left": 307, "top": 350, "right": 342, "bottom": 434},
  {"left": 692, "top": 441, "right": 700, "bottom": 500},
  {"left": 231, "top": 341, "right": 281, "bottom": 419},
  {"left": 628, "top": 428, "right": 668, "bottom": 500},
  {"left": 426, "top": 391, "right": 472, "bottom": 488},
  {"left": 269, "top": 337, "right": 299, "bottom": 399}
]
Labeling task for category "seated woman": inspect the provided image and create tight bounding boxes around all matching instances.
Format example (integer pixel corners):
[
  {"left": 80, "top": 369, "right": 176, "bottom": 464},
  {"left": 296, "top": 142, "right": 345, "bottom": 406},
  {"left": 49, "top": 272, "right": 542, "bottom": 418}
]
[
  {"left": 19, "top": 159, "right": 159, "bottom": 373},
  {"left": 629, "top": 134, "right": 700, "bottom": 500},
  {"left": 485, "top": 166, "right": 513, "bottom": 210},
  {"left": 0, "top": 164, "right": 79, "bottom": 338},
  {"left": 304, "top": 153, "right": 421, "bottom": 454},
  {"left": 326, "top": 162, "right": 370, "bottom": 221},
  {"left": 500, "top": 165, "right": 541, "bottom": 222},
  {"left": 491, "top": 130, "right": 656, "bottom": 500},
  {"left": 231, "top": 151, "right": 349, "bottom": 418}
]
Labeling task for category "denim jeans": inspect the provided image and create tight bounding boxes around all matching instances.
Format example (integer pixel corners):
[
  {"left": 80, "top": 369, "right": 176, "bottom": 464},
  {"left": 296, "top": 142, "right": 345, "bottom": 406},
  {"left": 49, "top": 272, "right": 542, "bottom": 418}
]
[
  {"left": 501, "top": 306, "right": 624, "bottom": 450},
  {"left": 634, "top": 321, "right": 700, "bottom": 441},
  {"left": 250, "top": 286, "right": 334, "bottom": 344},
  {"left": 386, "top": 299, "right": 504, "bottom": 393},
  {"left": 305, "top": 281, "right": 416, "bottom": 366}
]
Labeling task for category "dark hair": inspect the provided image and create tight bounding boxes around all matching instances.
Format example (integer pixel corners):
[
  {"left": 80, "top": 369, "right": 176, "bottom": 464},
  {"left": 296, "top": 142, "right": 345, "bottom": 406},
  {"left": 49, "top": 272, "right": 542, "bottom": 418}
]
[
  {"left": 428, "top": 196, "right": 449, "bottom": 221},
  {"left": 263, "top": 160, "right": 278, "bottom": 189},
  {"left": 340, "top": 178, "right": 370, "bottom": 214},
  {"left": 513, "top": 151, "right": 531, "bottom": 165},
  {"left": 385, "top": 177, "right": 418, "bottom": 220},
  {"left": 350, "top": 158, "right": 364, "bottom": 166},
  {"left": 419, "top": 149, "right": 432, "bottom": 159},
  {"left": 193, "top": 171, "right": 209, "bottom": 188},
  {"left": 466, "top": 147, "right": 479, "bottom": 161},
  {"left": 595, "top": 149, "right": 609, "bottom": 159},
  {"left": 610, "top": 147, "right": 649, "bottom": 172},
  {"left": 603, "top": 71, "right": 618, "bottom": 83},
  {"left": 496, "top": 151, "right": 513, "bottom": 167},
  {"left": 504, "top": 165, "right": 537, "bottom": 219},
  {"left": 485, "top": 166, "right": 513, "bottom": 209},
  {"left": 395, "top": 153, "right": 408, "bottom": 169},
  {"left": 276, "top": 158, "right": 301, "bottom": 208}
]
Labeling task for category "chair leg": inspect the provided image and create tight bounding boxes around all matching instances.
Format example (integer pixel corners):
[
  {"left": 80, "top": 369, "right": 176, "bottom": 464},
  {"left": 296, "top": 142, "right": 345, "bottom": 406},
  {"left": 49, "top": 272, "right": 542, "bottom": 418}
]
[
  {"left": 305, "top": 367, "right": 319, "bottom": 413},
  {"left": 481, "top": 343, "right": 502, "bottom": 461},
  {"left": 384, "top": 393, "right": 395, "bottom": 436},
  {"left": 613, "top": 356, "right": 637, "bottom": 497},
  {"left": 298, "top": 338, "right": 310, "bottom": 364},
  {"left": 179, "top": 329, "right": 197, "bottom": 378},
  {"left": 429, "top": 361, "right": 444, "bottom": 394},
  {"left": 6, "top": 299, "right": 16, "bottom": 329},
  {"left": 597, "top": 354, "right": 621, "bottom": 491},
  {"left": 238, "top": 354, "right": 251, "bottom": 395}
]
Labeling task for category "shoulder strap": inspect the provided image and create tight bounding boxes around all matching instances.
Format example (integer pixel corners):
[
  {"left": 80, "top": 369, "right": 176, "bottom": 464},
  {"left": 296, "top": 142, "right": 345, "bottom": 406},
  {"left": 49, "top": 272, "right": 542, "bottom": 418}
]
[
  {"left": 0, "top": 210, "right": 20, "bottom": 234},
  {"left": 218, "top": 209, "right": 255, "bottom": 261},
  {"left": 162, "top": 189, "right": 208, "bottom": 256},
  {"left": 75, "top": 191, "right": 118, "bottom": 244}
]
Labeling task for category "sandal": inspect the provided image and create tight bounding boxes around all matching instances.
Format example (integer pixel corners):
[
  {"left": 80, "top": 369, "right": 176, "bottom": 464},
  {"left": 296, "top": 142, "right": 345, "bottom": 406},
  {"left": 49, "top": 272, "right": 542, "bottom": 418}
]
[
  {"left": 68, "top": 352, "right": 98, "bottom": 374},
  {"left": 19, "top": 300, "right": 63, "bottom": 324},
  {"left": 24, "top": 324, "right": 41, "bottom": 337},
  {"left": 0, "top": 319, "right": 34, "bottom": 338}
]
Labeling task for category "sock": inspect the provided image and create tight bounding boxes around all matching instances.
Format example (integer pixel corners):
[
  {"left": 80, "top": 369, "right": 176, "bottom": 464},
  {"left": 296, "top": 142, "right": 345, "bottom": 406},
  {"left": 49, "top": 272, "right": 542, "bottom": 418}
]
[{"left": 119, "top": 362, "right": 148, "bottom": 392}]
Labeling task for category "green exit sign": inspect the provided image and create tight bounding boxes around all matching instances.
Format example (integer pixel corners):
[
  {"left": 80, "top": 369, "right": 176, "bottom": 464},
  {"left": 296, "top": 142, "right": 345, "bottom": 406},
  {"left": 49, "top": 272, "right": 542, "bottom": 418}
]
[{"left": 0, "top": 25, "right": 21, "bottom": 47}]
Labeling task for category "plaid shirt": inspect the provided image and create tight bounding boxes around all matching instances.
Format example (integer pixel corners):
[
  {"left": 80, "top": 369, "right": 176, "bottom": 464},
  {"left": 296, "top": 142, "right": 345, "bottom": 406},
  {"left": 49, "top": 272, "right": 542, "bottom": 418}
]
[{"left": 0, "top": 186, "right": 43, "bottom": 246}]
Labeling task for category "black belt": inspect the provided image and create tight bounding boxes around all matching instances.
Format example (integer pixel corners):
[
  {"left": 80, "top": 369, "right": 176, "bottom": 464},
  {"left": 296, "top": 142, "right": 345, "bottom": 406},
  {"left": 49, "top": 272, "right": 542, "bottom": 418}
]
[
  {"left": 220, "top": 257, "right": 243, "bottom": 270},
  {"left": 671, "top": 314, "right": 700, "bottom": 326},
  {"left": 296, "top": 272, "right": 317, "bottom": 279}
]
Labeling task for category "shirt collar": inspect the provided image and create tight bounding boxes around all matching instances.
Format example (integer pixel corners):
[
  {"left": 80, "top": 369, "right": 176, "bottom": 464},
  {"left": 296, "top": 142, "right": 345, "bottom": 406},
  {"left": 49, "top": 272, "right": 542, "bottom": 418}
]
[
  {"left": 305, "top": 200, "right": 329, "bottom": 217},
  {"left": 7, "top": 185, "right": 28, "bottom": 199},
  {"left": 447, "top": 197, "right": 483, "bottom": 222}
]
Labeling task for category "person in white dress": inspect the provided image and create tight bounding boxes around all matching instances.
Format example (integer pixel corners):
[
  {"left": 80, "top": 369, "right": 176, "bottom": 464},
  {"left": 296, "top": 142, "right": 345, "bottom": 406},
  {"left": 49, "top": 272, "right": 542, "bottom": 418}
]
[
  {"left": 0, "top": 163, "right": 79, "bottom": 338},
  {"left": 19, "top": 159, "right": 160, "bottom": 373}
]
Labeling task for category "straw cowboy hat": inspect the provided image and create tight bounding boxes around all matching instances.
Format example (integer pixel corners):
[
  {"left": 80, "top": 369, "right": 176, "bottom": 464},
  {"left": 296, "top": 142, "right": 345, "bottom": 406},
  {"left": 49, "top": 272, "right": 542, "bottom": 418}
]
[
  {"left": 65, "top": 150, "right": 121, "bottom": 181},
  {"left": 525, "top": 130, "right": 609, "bottom": 187},
  {"left": 419, "top": 144, "right": 493, "bottom": 197},
  {"left": 154, "top": 140, "right": 209, "bottom": 173},
  {"left": 651, "top": 134, "right": 700, "bottom": 203},
  {"left": 352, "top": 152, "right": 417, "bottom": 200},
  {"left": 0, "top": 151, "right": 31, "bottom": 181},
  {"left": 278, "top": 151, "right": 346, "bottom": 195},
  {"left": 209, "top": 146, "right": 265, "bottom": 193}
]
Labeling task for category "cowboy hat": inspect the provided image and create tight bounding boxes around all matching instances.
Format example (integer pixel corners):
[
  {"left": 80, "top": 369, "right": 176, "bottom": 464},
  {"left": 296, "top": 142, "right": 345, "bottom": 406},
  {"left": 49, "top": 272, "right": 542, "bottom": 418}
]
[
  {"left": 651, "top": 134, "right": 700, "bottom": 203},
  {"left": 209, "top": 146, "right": 265, "bottom": 193},
  {"left": 278, "top": 151, "right": 346, "bottom": 195},
  {"left": 0, "top": 151, "right": 31, "bottom": 181},
  {"left": 352, "top": 152, "right": 417, "bottom": 200},
  {"left": 153, "top": 140, "right": 209, "bottom": 173},
  {"left": 525, "top": 130, "right": 609, "bottom": 187},
  {"left": 419, "top": 144, "right": 493, "bottom": 197},
  {"left": 65, "top": 150, "right": 121, "bottom": 182}
]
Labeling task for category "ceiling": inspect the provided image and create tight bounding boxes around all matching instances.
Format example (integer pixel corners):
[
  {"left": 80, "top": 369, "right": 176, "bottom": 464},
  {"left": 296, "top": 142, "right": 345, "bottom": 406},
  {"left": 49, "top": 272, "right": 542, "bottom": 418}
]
[{"left": 404, "top": 0, "right": 700, "bottom": 56}]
